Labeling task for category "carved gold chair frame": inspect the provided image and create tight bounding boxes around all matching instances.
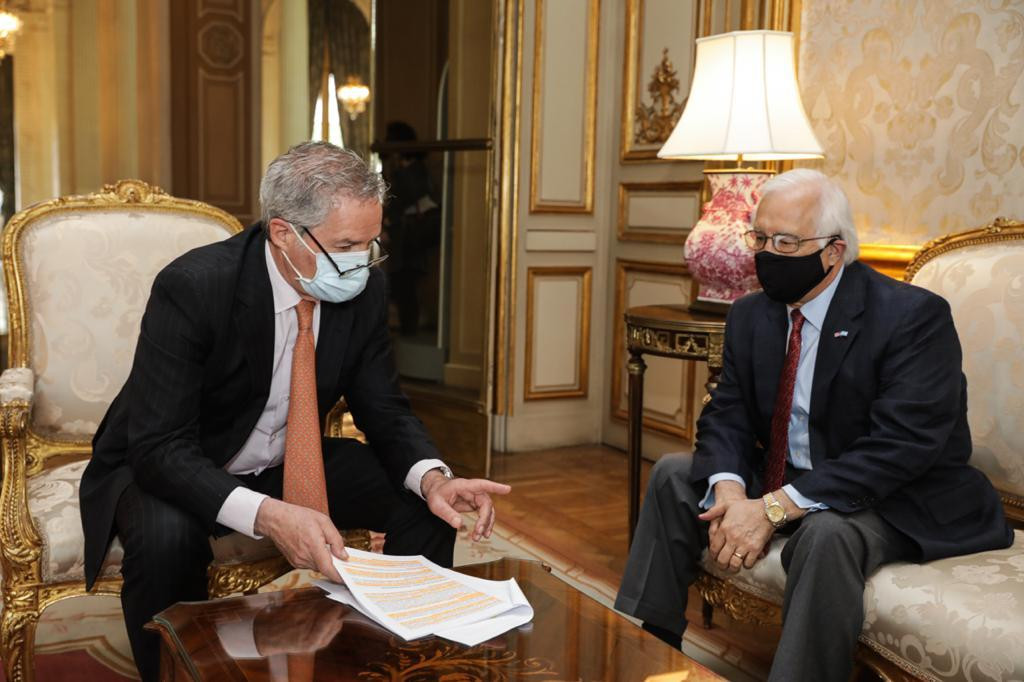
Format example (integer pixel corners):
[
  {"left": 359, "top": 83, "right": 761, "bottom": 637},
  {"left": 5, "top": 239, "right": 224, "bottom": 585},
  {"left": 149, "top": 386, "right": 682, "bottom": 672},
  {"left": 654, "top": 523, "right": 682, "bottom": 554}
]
[
  {"left": 694, "top": 217, "right": 1024, "bottom": 682},
  {"left": 0, "top": 181, "right": 368, "bottom": 682}
]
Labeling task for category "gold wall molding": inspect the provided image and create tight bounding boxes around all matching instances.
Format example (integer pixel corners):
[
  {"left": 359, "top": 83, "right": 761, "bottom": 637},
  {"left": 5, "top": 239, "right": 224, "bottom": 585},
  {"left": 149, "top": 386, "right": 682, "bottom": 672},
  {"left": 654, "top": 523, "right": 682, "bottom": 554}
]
[
  {"left": 620, "top": 0, "right": 699, "bottom": 162},
  {"left": 610, "top": 259, "right": 700, "bottom": 440},
  {"left": 494, "top": 0, "right": 525, "bottom": 417},
  {"left": 617, "top": 181, "right": 703, "bottom": 244},
  {"left": 524, "top": 266, "right": 592, "bottom": 401},
  {"left": 528, "top": 0, "right": 599, "bottom": 213},
  {"left": 858, "top": 243, "right": 918, "bottom": 279}
]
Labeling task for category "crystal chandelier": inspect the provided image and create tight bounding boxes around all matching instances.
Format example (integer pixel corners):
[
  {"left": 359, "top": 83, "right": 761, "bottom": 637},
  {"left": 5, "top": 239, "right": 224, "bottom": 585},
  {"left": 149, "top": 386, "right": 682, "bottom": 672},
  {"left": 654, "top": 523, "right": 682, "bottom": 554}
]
[
  {"left": 0, "top": 5, "right": 22, "bottom": 59},
  {"left": 337, "top": 76, "right": 370, "bottom": 121}
]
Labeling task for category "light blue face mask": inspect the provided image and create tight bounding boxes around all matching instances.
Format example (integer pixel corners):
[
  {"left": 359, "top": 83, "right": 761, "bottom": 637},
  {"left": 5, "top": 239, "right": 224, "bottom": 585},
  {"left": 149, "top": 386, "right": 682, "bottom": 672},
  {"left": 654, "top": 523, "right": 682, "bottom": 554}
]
[{"left": 279, "top": 222, "right": 371, "bottom": 303}]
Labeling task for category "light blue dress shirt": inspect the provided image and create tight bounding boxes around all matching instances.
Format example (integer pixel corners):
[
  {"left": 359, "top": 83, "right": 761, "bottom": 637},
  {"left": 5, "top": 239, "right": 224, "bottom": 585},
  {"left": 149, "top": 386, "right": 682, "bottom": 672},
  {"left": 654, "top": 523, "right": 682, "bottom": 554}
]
[{"left": 701, "top": 265, "right": 845, "bottom": 512}]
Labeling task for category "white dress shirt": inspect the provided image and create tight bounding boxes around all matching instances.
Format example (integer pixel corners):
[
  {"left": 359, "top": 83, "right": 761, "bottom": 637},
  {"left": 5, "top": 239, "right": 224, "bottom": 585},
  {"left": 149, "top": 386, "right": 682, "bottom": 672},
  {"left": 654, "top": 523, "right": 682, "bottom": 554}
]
[
  {"left": 215, "top": 242, "right": 446, "bottom": 538},
  {"left": 701, "top": 265, "right": 845, "bottom": 512}
]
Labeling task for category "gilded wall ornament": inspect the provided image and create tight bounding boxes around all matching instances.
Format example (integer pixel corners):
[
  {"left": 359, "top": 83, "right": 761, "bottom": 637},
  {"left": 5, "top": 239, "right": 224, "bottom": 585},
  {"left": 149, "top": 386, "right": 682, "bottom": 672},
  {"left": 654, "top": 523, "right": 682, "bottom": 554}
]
[{"left": 634, "top": 48, "right": 684, "bottom": 145}]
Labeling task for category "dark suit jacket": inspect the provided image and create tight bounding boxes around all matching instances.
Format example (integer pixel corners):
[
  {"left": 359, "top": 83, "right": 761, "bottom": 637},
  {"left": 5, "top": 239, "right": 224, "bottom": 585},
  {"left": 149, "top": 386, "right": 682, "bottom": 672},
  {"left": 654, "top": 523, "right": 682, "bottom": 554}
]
[
  {"left": 80, "top": 225, "right": 439, "bottom": 588},
  {"left": 691, "top": 261, "right": 1013, "bottom": 562}
]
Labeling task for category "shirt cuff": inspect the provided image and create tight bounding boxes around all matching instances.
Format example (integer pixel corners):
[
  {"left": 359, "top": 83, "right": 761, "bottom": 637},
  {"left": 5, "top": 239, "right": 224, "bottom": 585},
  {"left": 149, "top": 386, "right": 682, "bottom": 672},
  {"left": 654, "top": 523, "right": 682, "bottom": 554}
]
[
  {"left": 783, "top": 483, "right": 829, "bottom": 512},
  {"left": 216, "top": 619, "right": 262, "bottom": 659},
  {"left": 700, "top": 473, "right": 746, "bottom": 510},
  {"left": 216, "top": 486, "right": 270, "bottom": 539},
  {"left": 404, "top": 459, "right": 448, "bottom": 500}
]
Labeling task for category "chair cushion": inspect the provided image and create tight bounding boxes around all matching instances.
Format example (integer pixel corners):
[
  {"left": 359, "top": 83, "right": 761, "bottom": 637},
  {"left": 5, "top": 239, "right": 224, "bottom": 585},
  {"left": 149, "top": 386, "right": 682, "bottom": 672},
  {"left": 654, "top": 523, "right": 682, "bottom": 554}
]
[
  {"left": 28, "top": 460, "right": 280, "bottom": 584},
  {"left": 862, "top": 530, "right": 1024, "bottom": 682},
  {"left": 704, "top": 530, "right": 1024, "bottom": 682}
]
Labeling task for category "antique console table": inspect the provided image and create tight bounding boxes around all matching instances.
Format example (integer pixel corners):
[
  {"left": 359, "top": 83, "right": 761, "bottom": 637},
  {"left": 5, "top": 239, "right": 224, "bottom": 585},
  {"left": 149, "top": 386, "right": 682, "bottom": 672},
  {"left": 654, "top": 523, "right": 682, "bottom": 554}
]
[{"left": 625, "top": 305, "right": 727, "bottom": 541}]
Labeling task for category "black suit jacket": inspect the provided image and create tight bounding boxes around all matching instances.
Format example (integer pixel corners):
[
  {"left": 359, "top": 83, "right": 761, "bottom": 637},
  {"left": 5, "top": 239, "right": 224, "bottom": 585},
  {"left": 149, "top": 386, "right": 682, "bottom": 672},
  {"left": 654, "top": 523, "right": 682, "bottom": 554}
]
[
  {"left": 81, "top": 225, "right": 439, "bottom": 588},
  {"left": 691, "top": 261, "right": 1013, "bottom": 562}
]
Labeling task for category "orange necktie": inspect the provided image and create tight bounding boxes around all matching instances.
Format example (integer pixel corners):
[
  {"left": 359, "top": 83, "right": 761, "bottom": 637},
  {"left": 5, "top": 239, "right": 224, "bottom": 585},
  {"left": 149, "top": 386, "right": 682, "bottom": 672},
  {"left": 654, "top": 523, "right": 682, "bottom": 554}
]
[{"left": 282, "top": 299, "right": 330, "bottom": 515}]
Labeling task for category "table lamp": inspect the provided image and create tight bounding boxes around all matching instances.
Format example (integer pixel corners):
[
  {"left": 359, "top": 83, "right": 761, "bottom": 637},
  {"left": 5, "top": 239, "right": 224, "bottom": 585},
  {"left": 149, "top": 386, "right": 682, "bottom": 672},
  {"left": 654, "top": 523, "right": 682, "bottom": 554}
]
[{"left": 659, "top": 30, "right": 824, "bottom": 312}]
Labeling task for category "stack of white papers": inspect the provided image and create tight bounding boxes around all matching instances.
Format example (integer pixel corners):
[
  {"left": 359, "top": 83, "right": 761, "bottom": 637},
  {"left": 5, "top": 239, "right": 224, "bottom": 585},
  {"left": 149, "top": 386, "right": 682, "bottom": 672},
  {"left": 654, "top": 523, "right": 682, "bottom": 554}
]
[{"left": 314, "top": 548, "right": 533, "bottom": 646}]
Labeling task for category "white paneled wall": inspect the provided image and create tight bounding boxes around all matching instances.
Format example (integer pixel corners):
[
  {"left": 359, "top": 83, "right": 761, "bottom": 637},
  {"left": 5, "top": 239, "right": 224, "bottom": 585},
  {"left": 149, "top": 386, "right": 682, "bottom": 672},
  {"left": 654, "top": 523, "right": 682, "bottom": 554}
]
[{"left": 499, "top": 0, "right": 714, "bottom": 458}]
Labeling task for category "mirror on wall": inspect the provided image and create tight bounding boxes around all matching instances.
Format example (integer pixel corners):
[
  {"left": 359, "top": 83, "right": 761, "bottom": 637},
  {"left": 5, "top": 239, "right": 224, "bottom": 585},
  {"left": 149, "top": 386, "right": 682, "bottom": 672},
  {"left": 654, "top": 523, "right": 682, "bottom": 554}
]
[{"left": 373, "top": 0, "right": 496, "bottom": 477}]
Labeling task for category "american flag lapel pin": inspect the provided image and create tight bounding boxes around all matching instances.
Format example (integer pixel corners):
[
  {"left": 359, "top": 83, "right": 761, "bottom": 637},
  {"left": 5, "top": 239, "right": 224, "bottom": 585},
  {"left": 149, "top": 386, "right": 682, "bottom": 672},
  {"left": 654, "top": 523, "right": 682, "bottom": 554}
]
[{"left": 834, "top": 330, "right": 849, "bottom": 338}]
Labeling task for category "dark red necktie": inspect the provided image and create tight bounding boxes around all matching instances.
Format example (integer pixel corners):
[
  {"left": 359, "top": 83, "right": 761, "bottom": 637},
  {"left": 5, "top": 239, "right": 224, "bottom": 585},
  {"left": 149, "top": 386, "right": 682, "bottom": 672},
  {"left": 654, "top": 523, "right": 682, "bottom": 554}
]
[{"left": 764, "top": 309, "right": 805, "bottom": 493}]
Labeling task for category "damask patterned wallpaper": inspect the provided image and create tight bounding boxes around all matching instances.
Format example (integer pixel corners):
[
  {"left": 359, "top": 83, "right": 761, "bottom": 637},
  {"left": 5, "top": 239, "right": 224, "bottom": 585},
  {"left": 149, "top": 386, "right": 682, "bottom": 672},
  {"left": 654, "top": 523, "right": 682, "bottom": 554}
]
[{"left": 797, "top": 1, "right": 1024, "bottom": 244}]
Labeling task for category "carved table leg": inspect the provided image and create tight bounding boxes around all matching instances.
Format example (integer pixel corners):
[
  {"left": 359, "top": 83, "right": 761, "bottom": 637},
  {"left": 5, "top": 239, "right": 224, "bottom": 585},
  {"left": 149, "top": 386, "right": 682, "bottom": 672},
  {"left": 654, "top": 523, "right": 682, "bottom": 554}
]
[
  {"left": 706, "top": 333, "right": 724, "bottom": 396},
  {"left": 627, "top": 349, "right": 647, "bottom": 544}
]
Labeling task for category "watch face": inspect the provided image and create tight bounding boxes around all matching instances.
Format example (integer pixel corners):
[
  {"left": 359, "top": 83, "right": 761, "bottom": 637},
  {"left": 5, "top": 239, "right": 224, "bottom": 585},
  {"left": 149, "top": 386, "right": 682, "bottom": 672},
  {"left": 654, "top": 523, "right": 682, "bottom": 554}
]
[{"left": 767, "top": 505, "right": 786, "bottom": 523}]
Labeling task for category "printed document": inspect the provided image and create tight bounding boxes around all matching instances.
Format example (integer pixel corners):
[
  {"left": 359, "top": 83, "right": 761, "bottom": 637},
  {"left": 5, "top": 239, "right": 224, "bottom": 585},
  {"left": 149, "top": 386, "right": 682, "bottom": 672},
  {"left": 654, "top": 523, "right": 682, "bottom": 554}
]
[{"left": 314, "top": 548, "right": 533, "bottom": 646}]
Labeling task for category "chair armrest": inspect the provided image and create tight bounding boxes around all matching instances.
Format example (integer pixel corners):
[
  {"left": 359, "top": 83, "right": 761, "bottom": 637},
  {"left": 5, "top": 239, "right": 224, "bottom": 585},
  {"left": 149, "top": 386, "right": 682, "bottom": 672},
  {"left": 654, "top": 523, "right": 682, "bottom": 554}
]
[
  {"left": 324, "top": 398, "right": 366, "bottom": 442},
  {"left": 0, "top": 367, "right": 33, "bottom": 443},
  {"left": 0, "top": 367, "right": 34, "bottom": 410},
  {"left": 0, "top": 368, "right": 42, "bottom": 580}
]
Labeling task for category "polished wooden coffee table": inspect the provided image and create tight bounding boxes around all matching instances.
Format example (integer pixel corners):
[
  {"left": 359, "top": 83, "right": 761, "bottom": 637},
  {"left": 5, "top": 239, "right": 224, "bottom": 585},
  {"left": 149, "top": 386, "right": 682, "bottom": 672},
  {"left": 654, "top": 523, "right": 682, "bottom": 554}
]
[{"left": 147, "top": 558, "right": 722, "bottom": 681}]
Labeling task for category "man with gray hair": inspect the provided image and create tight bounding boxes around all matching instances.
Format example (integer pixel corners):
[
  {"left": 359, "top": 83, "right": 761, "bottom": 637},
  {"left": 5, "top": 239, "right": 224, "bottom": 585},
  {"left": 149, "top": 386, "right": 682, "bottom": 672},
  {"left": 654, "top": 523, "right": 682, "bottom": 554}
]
[
  {"left": 80, "top": 141, "right": 510, "bottom": 681},
  {"left": 615, "top": 168, "right": 1011, "bottom": 680}
]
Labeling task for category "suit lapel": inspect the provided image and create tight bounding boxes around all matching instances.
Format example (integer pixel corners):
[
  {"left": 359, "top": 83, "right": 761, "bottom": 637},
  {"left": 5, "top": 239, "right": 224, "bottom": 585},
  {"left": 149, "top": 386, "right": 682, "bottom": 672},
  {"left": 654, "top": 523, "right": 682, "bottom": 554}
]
[
  {"left": 233, "top": 232, "right": 275, "bottom": 403},
  {"left": 753, "top": 300, "right": 788, "bottom": 424},
  {"left": 809, "top": 263, "right": 866, "bottom": 460},
  {"left": 315, "top": 300, "right": 353, "bottom": 417}
]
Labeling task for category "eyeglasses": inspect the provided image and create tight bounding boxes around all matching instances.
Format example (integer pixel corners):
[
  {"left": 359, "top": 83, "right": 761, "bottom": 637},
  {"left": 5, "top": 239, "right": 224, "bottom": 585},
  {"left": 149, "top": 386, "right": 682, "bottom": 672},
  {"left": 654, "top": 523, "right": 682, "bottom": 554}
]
[
  {"left": 743, "top": 230, "right": 840, "bottom": 254},
  {"left": 296, "top": 224, "right": 389, "bottom": 277}
]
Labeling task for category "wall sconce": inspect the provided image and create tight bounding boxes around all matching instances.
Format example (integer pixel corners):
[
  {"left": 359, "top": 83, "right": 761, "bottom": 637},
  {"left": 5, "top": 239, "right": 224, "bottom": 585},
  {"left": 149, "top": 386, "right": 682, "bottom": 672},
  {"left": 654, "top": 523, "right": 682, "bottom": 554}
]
[
  {"left": 0, "top": 5, "right": 23, "bottom": 59},
  {"left": 337, "top": 76, "right": 370, "bottom": 121}
]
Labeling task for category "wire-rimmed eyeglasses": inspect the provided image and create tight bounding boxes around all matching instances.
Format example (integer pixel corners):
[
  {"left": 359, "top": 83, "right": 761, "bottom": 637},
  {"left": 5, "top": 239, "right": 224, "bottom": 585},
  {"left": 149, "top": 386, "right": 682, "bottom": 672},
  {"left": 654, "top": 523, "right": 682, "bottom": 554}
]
[
  {"left": 295, "top": 223, "right": 389, "bottom": 277},
  {"left": 743, "top": 230, "right": 840, "bottom": 254}
]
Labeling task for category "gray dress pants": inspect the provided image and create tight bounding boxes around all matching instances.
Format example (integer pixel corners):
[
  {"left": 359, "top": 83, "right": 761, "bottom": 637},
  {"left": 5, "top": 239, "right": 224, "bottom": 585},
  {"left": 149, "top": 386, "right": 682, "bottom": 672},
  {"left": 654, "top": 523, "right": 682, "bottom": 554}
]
[{"left": 614, "top": 454, "right": 917, "bottom": 682}]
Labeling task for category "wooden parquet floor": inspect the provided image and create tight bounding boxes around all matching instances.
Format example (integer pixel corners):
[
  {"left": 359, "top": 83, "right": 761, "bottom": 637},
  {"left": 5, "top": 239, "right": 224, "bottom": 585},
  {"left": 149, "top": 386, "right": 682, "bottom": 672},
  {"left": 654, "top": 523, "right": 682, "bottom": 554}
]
[
  {"left": 491, "top": 444, "right": 644, "bottom": 588},
  {"left": 491, "top": 445, "right": 782, "bottom": 678}
]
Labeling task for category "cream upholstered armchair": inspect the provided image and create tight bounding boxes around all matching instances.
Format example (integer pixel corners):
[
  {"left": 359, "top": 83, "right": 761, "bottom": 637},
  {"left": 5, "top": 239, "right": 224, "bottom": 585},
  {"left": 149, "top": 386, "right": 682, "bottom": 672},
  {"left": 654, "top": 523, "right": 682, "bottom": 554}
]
[
  {"left": 694, "top": 218, "right": 1024, "bottom": 682},
  {"left": 0, "top": 181, "right": 369, "bottom": 682}
]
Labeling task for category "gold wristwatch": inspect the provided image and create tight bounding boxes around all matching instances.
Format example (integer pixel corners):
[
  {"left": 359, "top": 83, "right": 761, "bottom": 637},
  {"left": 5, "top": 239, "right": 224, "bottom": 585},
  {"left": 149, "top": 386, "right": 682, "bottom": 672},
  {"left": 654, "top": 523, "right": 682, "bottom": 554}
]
[{"left": 763, "top": 492, "right": 788, "bottom": 529}]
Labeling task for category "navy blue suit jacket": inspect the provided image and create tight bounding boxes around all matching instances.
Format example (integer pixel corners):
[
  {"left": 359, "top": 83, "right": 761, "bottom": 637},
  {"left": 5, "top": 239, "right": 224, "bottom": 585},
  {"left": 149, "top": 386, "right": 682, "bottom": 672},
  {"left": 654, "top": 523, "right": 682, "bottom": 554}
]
[
  {"left": 81, "top": 225, "right": 438, "bottom": 588},
  {"left": 690, "top": 261, "right": 1013, "bottom": 561}
]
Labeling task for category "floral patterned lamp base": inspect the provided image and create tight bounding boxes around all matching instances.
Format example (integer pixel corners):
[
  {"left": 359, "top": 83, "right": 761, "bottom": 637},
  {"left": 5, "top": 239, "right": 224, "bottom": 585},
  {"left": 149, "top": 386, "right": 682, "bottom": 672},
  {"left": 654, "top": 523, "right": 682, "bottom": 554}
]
[{"left": 684, "top": 169, "right": 773, "bottom": 313}]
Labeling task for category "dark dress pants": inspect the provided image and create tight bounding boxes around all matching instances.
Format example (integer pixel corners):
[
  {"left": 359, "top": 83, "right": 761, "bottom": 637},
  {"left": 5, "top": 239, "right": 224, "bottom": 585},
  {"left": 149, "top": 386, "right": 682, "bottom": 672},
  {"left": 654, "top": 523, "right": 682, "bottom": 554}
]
[
  {"left": 115, "top": 437, "right": 456, "bottom": 682},
  {"left": 614, "top": 454, "right": 916, "bottom": 682}
]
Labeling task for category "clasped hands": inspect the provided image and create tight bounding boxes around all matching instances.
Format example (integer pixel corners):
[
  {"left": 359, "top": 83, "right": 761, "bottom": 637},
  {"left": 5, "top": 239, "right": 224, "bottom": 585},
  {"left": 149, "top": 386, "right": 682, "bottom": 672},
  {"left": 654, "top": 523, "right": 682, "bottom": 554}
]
[
  {"left": 254, "top": 472, "right": 511, "bottom": 583},
  {"left": 698, "top": 480, "right": 803, "bottom": 574}
]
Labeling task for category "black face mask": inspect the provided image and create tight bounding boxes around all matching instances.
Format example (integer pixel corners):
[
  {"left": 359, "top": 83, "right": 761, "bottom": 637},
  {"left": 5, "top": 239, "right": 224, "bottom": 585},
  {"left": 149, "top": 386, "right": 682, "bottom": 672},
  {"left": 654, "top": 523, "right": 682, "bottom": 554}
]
[{"left": 755, "top": 248, "right": 834, "bottom": 304}]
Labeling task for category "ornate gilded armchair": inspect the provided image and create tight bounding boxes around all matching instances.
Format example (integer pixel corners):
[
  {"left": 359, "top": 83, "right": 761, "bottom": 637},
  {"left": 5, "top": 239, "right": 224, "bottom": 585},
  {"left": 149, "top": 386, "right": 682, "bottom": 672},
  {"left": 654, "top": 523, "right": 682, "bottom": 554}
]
[
  {"left": 0, "top": 181, "right": 368, "bottom": 682},
  {"left": 695, "top": 218, "right": 1024, "bottom": 682}
]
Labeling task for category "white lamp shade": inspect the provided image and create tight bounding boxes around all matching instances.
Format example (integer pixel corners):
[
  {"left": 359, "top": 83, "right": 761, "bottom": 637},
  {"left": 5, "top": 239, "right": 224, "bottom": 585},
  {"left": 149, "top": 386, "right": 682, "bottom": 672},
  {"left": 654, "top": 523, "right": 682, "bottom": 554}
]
[{"left": 659, "top": 30, "right": 823, "bottom": 161}]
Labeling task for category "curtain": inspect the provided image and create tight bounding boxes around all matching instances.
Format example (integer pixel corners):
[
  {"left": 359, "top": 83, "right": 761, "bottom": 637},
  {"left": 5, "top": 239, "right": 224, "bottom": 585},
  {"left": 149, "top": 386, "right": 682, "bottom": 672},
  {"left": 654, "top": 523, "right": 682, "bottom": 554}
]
[{"left": 308, "top": 0, "right": 371, "bottom": 160}]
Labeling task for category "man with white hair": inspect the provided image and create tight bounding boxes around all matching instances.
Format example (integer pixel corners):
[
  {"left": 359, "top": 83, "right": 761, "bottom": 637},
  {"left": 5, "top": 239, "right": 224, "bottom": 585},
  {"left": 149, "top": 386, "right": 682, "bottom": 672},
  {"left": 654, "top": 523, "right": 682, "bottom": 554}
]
[
  {"left": 80, "top": 142, "right": 510, "bottom": 681},
  {"left": 615, "top": 168, "right": 1012, "bottom": 681}
]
